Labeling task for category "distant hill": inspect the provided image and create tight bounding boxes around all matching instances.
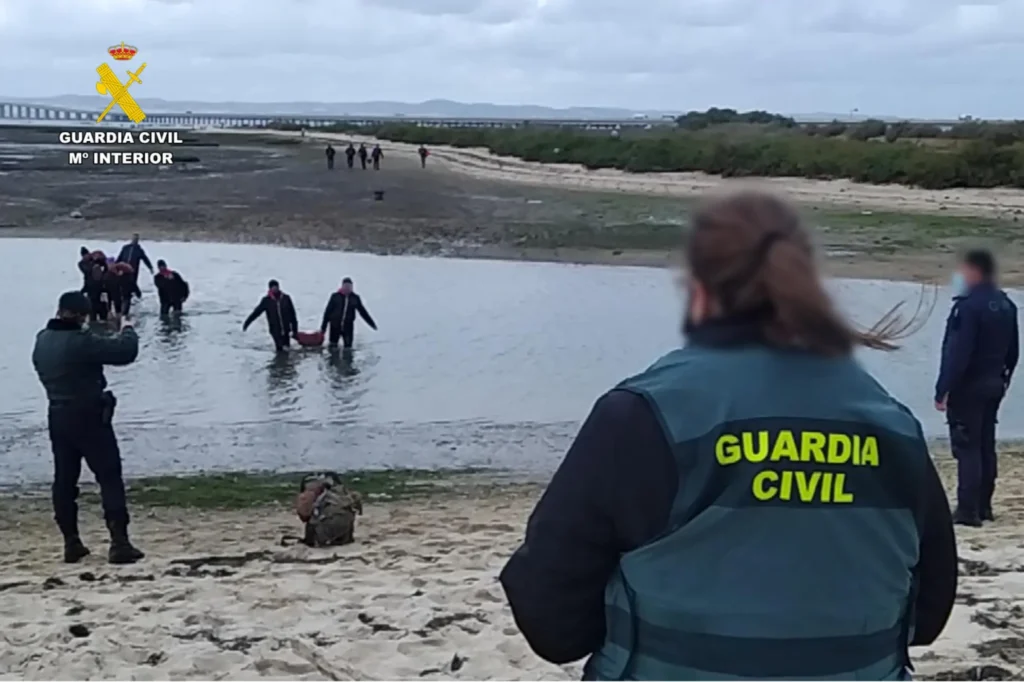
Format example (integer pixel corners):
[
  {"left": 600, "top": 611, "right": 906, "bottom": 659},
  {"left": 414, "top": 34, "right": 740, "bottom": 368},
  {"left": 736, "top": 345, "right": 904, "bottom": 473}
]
[{"left": 3, "top": 96, "right": 680, "bottom": 120}]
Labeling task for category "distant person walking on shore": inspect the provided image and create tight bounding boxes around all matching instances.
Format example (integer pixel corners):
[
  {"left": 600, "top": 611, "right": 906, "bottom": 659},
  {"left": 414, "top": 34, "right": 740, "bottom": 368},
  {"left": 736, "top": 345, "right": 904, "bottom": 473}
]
[
  {"left": 358, "top": 143, "right": 368, "bottom": 170},
  {"left": 345, "top": 143, "right": 356, "bottom": 169},
  {"left": 418, "top": 145, "right": 429, "bottom": 168},
  {"left": 320, "top": 277, "right": 376, "bottom": 350},
  {"left": 243, "top": 279, "right": 299, "bottom": 352},
  {"left": 371, "top": 144, "right": 383, "bottom": 170},
  {"left": 325, "top": 143, "right": 336, "bottom": 170}
]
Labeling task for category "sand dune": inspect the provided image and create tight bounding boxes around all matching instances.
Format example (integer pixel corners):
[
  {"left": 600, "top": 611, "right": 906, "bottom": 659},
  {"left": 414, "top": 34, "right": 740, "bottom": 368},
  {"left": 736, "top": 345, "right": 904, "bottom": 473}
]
[{"left": 2, "top": 456, "right": 1024, "bottom": 680}]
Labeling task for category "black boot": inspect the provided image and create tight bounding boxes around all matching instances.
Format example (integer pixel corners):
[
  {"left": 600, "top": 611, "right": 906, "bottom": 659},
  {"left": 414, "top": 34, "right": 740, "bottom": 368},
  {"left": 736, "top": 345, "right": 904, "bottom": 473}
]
[
  {"left": 63, "top": 537, "right": 91, "bottom": 564},
  {"left": 106, "top": 518, "right": 144, "bottom": 564},
  {"left": 982, "top": 507, "right": 996, "bottom": 522},
  {"left": 953, "top": 506, "right": 983, "bottom": 528}
]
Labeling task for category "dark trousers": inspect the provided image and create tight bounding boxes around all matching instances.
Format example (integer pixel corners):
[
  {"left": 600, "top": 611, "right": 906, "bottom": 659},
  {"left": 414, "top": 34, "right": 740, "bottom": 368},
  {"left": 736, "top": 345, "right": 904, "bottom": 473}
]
[
  {"left": 327, "top": 157, "right": 335, "bottom": 169},
  {"left": 347, "top": 156, "right": 354, "bottom": 168},
  {"left": 420, "top": 156, "right": 426, "bottom": 168},
  {"left": 48, "top": 403, "right": 129, "bottom": 537},
  {"left": 949, "top": 396, "right": 1002, "bottom": 515},
  {"left": 127, "top": 272, "right": 142, "bottom": 298},
  {"left": 360, "top": 157, "right": 367, "bottom": 169},
  {"left": 159, "top": 300, "right": 182, "bottom": 316},
  {"left": 372, "top": 158, "right": 380, "bottom": 170},
  {"left": 89, "top": 294, "right": 108, "bottom": 322},
  {"left": 272, "top": 333, "right": 291, "bottom": 352},
  {"left": 328, "top": 323, "right": 354, "bottom": 349}
]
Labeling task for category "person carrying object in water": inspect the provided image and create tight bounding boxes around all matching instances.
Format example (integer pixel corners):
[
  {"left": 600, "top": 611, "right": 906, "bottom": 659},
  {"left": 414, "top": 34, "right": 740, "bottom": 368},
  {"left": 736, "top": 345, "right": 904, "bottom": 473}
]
[
  {"left": 320, "top": 277, "right": 376, "bottom": 350},
  {"left": 500, "top": 191, "right": 957, "bottom": 680},
  {"left": 31, "top": 291, "right": 145, "bottom": 565},
  {"left": 108, "top": 263, "right": 137, "bottom": 318},
  {"left": 935, "top": 248, "right": 1019, "bottom": 527},
  {"left": 154, "top": 259, "right": 190, "bottom": 316},
  {"left": 83, "top": 265, "right": 110, "bottom": 323},
  {"left": 243, "top": 279, "right": 299, "bottom": 352}
]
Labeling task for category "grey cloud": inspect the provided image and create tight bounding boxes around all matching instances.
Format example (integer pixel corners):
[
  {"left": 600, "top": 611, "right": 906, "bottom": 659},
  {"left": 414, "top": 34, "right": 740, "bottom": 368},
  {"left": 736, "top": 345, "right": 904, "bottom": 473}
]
[{"left": 2, "top": 0, "right": 1024, "bottom": 118}]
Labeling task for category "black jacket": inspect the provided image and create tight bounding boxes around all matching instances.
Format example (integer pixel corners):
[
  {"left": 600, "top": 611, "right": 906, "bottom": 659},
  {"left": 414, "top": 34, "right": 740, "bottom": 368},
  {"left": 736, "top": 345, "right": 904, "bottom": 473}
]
[
  {"left": 320, "top": 291, "right": 376, "bottom": 333},
  {"left": 499, "top": 319, "right": 958, "bottom": 666},
  {"left": 116, "top": 242, "right": 153, "bottom": 273},
  {"left": 154, "top": 271, "right": 190, "bottom": 305},
  {"left": 243, "top": 293, "right": 298, "bottom": 338},
  {"left": 936, "top": 282, "right": 1019, "bottom": 402},
  {"left": 32, "top": 319, "right": 139, "bottom": 404}
]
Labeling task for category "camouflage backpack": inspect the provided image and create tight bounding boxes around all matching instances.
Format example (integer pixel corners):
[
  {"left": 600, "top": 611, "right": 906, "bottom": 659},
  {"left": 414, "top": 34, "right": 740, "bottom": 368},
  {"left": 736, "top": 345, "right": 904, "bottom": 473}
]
[{"left": 295, "top": 472, "right": 364, "bottom": 547}]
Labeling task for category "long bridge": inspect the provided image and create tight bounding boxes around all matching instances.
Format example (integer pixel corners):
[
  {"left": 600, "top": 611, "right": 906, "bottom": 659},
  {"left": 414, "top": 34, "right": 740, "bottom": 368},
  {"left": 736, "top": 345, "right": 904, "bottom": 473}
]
[{"left": 0, "top": 100, "right": 675, "bottom": 130}]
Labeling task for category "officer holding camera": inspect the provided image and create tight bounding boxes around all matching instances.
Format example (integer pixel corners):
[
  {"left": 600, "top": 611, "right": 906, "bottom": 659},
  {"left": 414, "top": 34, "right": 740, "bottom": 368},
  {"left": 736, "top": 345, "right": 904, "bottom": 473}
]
[{"left": 31, "top": 291, "right": 145, "bottom": 564}]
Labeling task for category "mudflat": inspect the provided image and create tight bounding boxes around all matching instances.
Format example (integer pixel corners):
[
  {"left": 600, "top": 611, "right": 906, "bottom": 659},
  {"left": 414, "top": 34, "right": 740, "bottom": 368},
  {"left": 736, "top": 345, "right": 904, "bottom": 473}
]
[{"left": 3, "top": 124, "right": 1024, "bottom": 283}]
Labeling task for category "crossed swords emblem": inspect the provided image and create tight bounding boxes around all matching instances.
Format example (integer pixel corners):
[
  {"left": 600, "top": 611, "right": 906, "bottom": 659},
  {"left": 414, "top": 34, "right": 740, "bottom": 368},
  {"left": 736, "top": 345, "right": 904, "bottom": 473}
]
[{"left": 95, "top": 62, "right": 148, "bottom": 124}]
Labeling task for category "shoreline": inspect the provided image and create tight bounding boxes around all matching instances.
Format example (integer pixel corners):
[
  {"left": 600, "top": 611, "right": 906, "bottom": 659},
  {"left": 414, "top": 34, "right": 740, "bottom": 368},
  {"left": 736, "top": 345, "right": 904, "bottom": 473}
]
[
  {"left": 0, "top": 225, "right": 1005, "bottom": 286},
  {"left": 3, "top": 455, "right": 1024, "bottom": 679}
]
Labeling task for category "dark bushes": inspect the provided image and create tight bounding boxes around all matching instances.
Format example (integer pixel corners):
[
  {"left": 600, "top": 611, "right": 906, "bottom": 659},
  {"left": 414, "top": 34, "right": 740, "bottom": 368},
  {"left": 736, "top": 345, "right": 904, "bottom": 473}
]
[{"left": 327, "top": 123, "right": 1024, "bottom": 190}]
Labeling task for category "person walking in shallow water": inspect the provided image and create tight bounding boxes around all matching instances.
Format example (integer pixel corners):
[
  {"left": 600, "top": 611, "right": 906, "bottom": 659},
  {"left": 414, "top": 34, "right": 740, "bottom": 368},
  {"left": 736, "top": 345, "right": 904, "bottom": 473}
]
[
  {"left": 371, "top": 144, "right": 383, "bottom": 170},
  {"left": 418, "top": 145, "right": 429, "bottom": 168},
  {"left": 243, "top": 279, "right": 299, "bottom": 352},
  {"left": 325, "top": 143, "right": 336, "bottom": 170}
]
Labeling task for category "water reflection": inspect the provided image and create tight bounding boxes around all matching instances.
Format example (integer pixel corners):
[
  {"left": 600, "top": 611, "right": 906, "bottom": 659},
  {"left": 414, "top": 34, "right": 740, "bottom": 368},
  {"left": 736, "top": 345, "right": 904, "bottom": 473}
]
[{"left": 1, "top": 237, "right": 1020, "bottom": 483}]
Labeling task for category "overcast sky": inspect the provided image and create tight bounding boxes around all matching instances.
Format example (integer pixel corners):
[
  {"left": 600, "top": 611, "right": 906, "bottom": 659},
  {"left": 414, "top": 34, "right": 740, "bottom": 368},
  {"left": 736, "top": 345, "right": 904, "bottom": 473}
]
[{"left": 1, "top": 0, "right": 1022, "bottom": 117}]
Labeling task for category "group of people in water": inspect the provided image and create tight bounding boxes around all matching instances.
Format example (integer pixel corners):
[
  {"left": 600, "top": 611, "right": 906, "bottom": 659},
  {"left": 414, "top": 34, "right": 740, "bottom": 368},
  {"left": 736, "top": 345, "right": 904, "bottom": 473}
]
[
  {"left": 324, "top": 141, "right": 430, "bottom": 171},
  {"left": 76, "top": 234, "right": 190, "bottom": 323},
  {"left": 75, "top": 235, "right": 377, "bottom": 354}
]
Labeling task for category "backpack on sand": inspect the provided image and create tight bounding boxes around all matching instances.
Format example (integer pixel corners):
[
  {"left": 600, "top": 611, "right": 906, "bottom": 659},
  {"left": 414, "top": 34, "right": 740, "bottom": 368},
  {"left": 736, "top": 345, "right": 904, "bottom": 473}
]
[{"left": 294, "top": 472, "right": 364, "bottom": 547}]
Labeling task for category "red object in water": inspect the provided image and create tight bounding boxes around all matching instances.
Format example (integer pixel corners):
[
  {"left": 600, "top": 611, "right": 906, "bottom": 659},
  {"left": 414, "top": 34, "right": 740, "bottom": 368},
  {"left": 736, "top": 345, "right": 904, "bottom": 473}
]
[{"left": 295, "top": 331, "right": 325, "bottom": 347}]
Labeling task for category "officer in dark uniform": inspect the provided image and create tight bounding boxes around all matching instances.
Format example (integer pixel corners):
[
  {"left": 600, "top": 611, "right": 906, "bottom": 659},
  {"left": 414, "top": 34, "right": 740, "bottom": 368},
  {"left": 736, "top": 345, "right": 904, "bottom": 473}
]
[
  {"left": 935, "top": 249, "right": 1018, "bottom": 527},
  {"left": 501, "top": 192, "right": 957, "bottom": 680},
  {"left": 325, "top": 143, "right": 336, "bottom": 170},
  {"left": 31, "top": 291, "right": 145, "bottom": 564}
]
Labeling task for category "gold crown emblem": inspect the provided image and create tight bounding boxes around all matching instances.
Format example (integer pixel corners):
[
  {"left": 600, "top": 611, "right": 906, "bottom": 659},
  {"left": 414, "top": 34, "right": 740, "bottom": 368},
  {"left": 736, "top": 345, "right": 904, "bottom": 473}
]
[{"left": 107, "top": 42, "right": 138, "bottom": 61}]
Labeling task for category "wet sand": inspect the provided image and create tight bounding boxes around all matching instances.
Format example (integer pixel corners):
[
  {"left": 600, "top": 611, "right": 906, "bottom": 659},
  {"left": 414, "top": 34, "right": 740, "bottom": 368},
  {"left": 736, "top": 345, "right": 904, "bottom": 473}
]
[
  {"left": 0, "top": 453, "right": 1022, "bottom": 680},
  {"left": 4, "top": 124, "right": 1024, "bottom": 284}
]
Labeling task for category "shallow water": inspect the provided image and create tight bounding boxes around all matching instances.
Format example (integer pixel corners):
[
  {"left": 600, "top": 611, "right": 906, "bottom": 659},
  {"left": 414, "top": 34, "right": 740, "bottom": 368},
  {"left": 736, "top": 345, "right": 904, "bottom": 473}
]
[{"left": 0, "top": 238, "right": 1015, "bottom": 484}]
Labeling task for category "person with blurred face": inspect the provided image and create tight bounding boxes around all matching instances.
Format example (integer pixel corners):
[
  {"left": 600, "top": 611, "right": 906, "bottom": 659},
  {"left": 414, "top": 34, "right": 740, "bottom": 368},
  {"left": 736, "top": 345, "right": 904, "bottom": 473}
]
[
  {"left": 935, "top": 249, "right": 1019, "bottom": 526},
  {"left": 319, "top": 277, "right": 376, "bottom": 350},
  {"left": 501, "top": 191, "right": 957, "bottom": 680},
  {"left": 116, "top": 233, "right": 153, "bottom": 298},
  {"left": 154, "top": 259, "right": 190, "bottom": 316},
  {"left": 31, "top": 291, "right": 144, "bottom": 564},
  {"left": 242, "top": 279, "right": 299, "bottom": 352}
]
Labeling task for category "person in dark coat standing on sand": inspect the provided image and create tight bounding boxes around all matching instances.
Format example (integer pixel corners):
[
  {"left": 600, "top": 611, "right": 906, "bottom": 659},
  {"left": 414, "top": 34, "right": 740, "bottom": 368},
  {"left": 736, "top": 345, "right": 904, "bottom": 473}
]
[
  {"left": 243, "top": 279, "right": 299, "bottom": 352},
  {"left": 320, "top": 277, "right": 376, "bottom": 350},
  {"left": 32, "top": 291, "right": 145, "bottom": 565},
  {"left": 358, "top": 143, "right": 368, "bottom": 170},
  {"left": 345, "top": 143, "right": 356, "bottom": 169},
  {"left": 325, "top": 143, "right": 336, "bottom": 170}
]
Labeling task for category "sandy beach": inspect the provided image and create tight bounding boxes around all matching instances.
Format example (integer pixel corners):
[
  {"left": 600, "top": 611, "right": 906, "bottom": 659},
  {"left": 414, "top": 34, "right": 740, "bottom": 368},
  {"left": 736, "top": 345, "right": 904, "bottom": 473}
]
[{"left": 0, "top": 454, "right": 1021, "bottom": 681}]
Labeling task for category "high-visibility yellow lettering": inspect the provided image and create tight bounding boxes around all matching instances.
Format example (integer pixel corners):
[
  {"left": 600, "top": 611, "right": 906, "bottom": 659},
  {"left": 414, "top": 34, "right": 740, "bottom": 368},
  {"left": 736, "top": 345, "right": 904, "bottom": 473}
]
[
  {"left": 713, "top": 429, "right": 882, "bottom": 504},
  {"left": 752, "top": 470, "right": 778, "bottom": 500}
]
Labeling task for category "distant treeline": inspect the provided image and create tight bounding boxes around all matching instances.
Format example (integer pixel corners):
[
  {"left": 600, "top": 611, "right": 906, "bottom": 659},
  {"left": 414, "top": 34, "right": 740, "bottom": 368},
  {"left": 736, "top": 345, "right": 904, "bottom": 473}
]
[{"left": 268, "top": 109, "right": 1024, "bottom": 190}]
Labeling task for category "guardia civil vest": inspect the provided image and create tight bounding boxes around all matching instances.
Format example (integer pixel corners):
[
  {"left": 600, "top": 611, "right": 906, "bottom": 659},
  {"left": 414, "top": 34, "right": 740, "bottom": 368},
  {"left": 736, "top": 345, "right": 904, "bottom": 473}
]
[{"left": 585, "top": 344, "right": 928, "bottom": 681}]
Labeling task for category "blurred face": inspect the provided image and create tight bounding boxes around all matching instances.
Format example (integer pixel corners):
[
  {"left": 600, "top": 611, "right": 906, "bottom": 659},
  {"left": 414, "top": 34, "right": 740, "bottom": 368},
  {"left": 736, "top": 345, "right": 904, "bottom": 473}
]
[
  {"left": 340, "top": 281, "right": 353, "bottom": 294},
  {"left": 269, "top": 285, "right": 280, "bottom": 295},
  {"left": 131, "top": 234, "right": 139, "bottom": 244},
  {"left": 959, "top": 262, "right": 983, "bottom": 287}
]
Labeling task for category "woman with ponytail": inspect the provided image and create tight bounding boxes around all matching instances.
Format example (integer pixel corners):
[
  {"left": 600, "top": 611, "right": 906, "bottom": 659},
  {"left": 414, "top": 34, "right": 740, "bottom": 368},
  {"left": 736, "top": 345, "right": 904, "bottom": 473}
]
[{"left": 502, "top": 191, "right": 956, "bottom": 681}]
